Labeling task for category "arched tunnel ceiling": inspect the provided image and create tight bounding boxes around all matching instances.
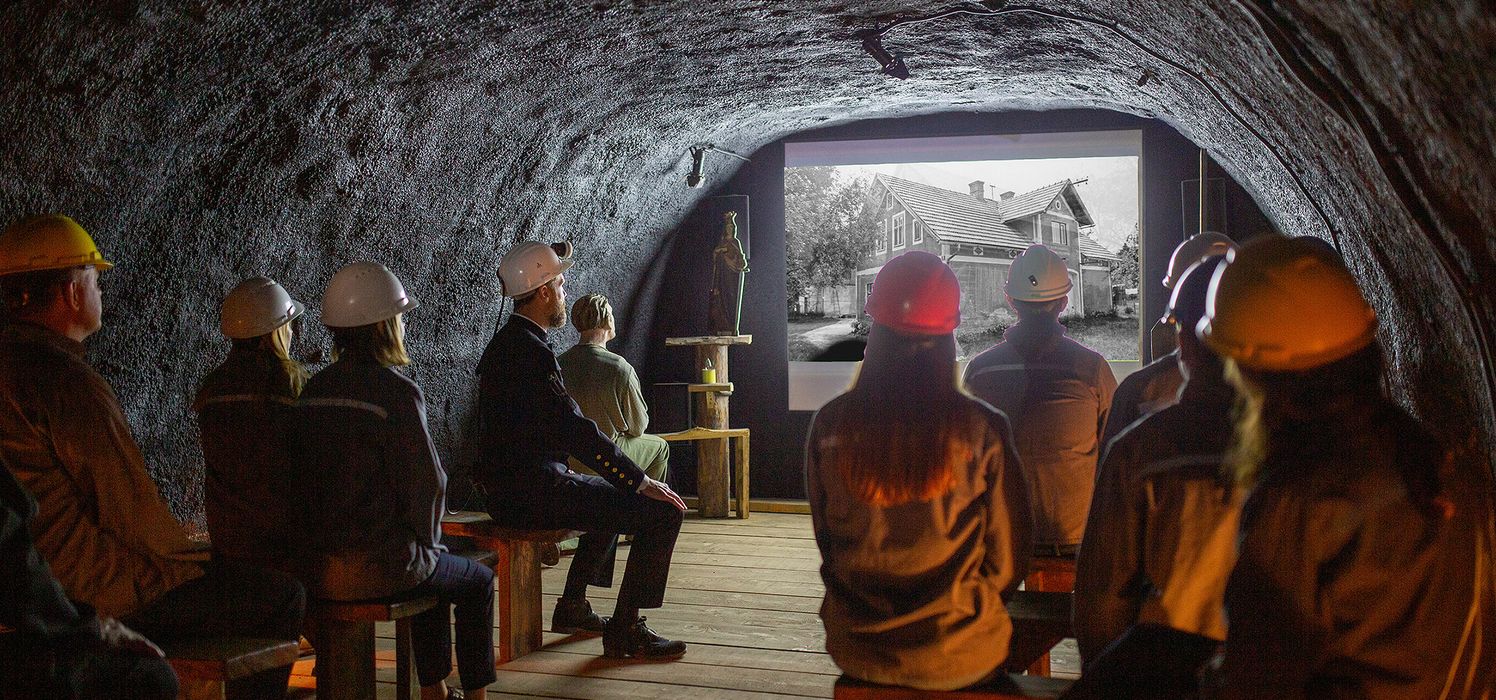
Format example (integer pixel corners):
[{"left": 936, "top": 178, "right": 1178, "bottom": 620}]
[{"left": 1, "top": 1, "right": 1492, "bottom": 518}]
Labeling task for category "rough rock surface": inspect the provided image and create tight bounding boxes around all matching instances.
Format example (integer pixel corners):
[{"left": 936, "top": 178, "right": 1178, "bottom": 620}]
[{"left": 0, "top": 1, "right": 1491, "bottom": 520}]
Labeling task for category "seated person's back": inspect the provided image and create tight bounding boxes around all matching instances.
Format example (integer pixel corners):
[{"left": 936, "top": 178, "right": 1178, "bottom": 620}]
[
  {"left": 807, "top": 252, "right": 1032, "bottom": 692},
  {"left": 557, "top": 293, "right": 668, "bottom": 482}
]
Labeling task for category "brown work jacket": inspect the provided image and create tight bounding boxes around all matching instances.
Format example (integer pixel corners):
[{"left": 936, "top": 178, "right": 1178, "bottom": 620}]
[
  {"left": 1099, "top": 350, "right": 1183, "bottom": 449},
  {"left": 1074, "top": 373, "right": 1239, "bottom": 663},
  {"left": 964, "top": 318, "right": 1117, "bottom": 546},
  {"left": 807, "top": 392, "right": 1033, "bottom": 691},
  {"left": 1223, "top": 399, "right": 1496, "bottom": 699},
  {"left": 0, "top": 322, "right": 205, "bottom": 618}
]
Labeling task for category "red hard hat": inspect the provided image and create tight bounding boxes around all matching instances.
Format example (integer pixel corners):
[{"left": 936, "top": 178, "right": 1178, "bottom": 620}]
[{"left": 865, "top": 251, "right": 960, "bottom": 335}]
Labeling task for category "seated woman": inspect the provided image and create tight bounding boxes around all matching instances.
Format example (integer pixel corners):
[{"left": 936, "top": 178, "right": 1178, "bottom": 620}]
[
  {"left": 299, "top": 262, "right": 494, "bottom": 700},
  {"left": 194, "top": 276, "right": 308, "bottom": 572},
  {"left": 1203, "top": 236, "right": 1495, "bottom": 698},
  {"left": 805, "top": 251, "right": 1033, "bottom": 691}
]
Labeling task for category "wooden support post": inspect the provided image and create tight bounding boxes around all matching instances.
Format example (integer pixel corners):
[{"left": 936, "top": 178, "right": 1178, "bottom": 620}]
[
  {"left": 695, "top": 344, "right": 731, "bottom": 517},
  {"left": 319, "top": 619, "right": 376, "bottom": 700},
  {"left": 394, "top": 618, "right": 419, "bottom": 700}
]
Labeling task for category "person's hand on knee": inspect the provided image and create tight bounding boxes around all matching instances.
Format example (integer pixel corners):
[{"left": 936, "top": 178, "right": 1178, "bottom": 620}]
[
  {"left": 639, "top": 477, "right": 686, "bottom": 511},
  {"left": 99, "top": 618, "right": 164, "bottom": 658}
]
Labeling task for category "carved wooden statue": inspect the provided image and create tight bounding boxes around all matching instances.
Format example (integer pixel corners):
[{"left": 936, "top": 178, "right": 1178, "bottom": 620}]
[{"left": 708, "top": 211, "right": 749, "bottom": 336}]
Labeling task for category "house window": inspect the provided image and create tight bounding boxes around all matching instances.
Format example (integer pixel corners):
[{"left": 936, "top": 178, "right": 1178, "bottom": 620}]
[
  {"left": 1052, "top": 221, "right": 1069, "bottom": 245},
  {"left": 877, "top": 221, "right": 887, "bottom": 253},
  {"left": 892, "top": 212, "right": 906, "bottom": 250},
  {"left": 912, "top": 221, "right": 924, "bottom": 244}
]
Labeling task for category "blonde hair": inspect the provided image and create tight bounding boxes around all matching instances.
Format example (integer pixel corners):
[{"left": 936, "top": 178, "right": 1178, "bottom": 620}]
[
  {"left": 821, "top": 326, "right": 979, "bottom": 506},
  {"left": 330, "top": 314, "right": 410, "bottom": 367},
  {"left": 230, "top": 320, "right": 309, "bottom": 396},
  {"left": 571, "top": 293, "right": 614, "bottom": 333},
  {"left": 1223, "top": 359, "right": 1267, "bottom": 487}
]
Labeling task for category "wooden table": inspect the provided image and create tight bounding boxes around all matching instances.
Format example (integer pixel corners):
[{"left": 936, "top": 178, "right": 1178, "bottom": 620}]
[{"left": 655, "top": 426, "right": 750, "bottom": 518}]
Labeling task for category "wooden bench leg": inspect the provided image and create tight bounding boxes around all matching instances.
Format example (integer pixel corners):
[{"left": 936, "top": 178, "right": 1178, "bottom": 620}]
[
  {"left": 734, "top": 433, "right": 750, "bottom": 519},
  {"left": 176, "top": 678, "right": 225, "bottom": 700},
  {"left": 493, "top": 539, "right": 542, "bottom": 664},
  {"left": 1022, "top": 568, "right": 1075, "bottom": 678},
  {"left": 318, "top": 619, "right": 376, "bottom": 700},
  {"left": 395, "top": 617, "right": 419, "bottom": 700}
]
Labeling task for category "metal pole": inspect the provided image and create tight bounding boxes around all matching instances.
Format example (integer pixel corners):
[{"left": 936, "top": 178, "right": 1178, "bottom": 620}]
[{"left": 1198, "top": 148, "right": 1208, "bottom": 235}]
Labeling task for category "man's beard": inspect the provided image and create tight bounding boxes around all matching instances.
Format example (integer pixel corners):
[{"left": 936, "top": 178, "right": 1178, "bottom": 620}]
[{"left": 548, "top": 297, "right": 567, "bottom": 328}]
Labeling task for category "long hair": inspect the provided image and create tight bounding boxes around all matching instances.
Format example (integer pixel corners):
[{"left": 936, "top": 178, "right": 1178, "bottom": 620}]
[
  {"left": 329, "top": 314, "right": 410, "bottom": 367},
  {"left": 822, "top": 323, "right": 983, "bottom": 506},
  {"left": 231, "top": 321, "right": 309, "bottom": 396},
  {"left": 1224, "top": 344, "right": 1386, "bottom": 488}
]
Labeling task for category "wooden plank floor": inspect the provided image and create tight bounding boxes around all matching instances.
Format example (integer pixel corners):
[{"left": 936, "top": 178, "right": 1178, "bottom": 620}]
[{"left": 289, "top": 512, "right": 1078, "bottom": 698}]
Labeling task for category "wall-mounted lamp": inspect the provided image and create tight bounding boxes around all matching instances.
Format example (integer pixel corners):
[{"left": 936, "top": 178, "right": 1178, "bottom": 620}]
[
  {"left": 859, "top": 30, "right": 909, "bottom": 79},
  {"left": 858, "top": 1, "right": 1006, "bottom": 79},
  {"left": 686, "top": 144, "right": 752, "bottom": 189}
]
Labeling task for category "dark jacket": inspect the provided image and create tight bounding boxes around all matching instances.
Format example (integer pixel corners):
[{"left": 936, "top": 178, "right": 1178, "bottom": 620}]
[
  {"left": 475, "top": 315, "right": 645, "bottom": 498},
  {"left": 298, "top": 359, "right": 445, "bottom": 600},
  {"left": 963, "top": 317, "right": 1117, "bottom": 546},
  {"left": 1099, "top": 350, "right": 1183, "bottom": 449},
  {"left": 1223, "top": 399, "right": 1496, "bottom": 699},
  {"left": 1074, "top": 372, "right": 1239, "bottom": 663},
  {"left": 192, "top": 348, "right": 301, "bottom": 570},
  {"left": 0, "top": 460, "right": 101, "bottom": 657},
  {"left": 0, "top": 322, "right": 205, "bottom": 618},
  {"left": 806, "top": 393, "right": 1032, "bottom": 691}
]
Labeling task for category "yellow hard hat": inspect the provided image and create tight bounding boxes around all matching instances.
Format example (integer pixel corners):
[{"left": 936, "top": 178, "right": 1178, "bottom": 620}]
[
  {"left": 0, "top": 215, "right": 114, "bottom": 277},
  {"left": 1198, "top": 235, "right": 1377, "bottom": 372}
]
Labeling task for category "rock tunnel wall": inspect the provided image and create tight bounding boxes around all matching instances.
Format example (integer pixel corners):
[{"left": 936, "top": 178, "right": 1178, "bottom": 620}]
[{"left": 0, "top": 1, "right": 1490, "bottom": 521}]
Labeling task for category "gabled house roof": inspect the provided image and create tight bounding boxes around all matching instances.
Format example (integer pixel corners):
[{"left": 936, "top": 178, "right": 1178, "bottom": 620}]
[
  {"left": 875, "top": 175, "right": 1032, "bottom": 249},
  {"left": 874, "top": 174, "right": 1119, "bottom": 261}
]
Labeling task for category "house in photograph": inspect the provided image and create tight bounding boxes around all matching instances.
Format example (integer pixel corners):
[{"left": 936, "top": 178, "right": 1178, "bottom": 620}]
[{"left": 856, "top": 175, "right": 1120, "bottom": 322}]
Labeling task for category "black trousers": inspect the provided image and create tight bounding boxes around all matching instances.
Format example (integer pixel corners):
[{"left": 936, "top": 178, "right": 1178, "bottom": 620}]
[
  {"left": 405, "top": 551, "right": 497, "bottom": 690},
  {"left": 0, "top": 632, "right": 179, "bottom": 700},
  {"left": 489, "top": 472, "right": 683, "bottom": 609},
  {"left": 123, "top": 561, "right": 305, "bottom": 700}
]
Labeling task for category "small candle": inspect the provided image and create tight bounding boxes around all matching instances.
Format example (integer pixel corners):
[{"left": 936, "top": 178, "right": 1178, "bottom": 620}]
[{"left": 702, "top": 367, "right": 717, "bottom": 384}]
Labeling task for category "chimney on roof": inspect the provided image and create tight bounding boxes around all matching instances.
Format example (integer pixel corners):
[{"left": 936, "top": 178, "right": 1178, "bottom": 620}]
[
  {"left": 1000, "top": 191, "right": 1016, "bottom": 201},
  {"left": 968, "top": 181, "right": 985, "bottom": 200}
]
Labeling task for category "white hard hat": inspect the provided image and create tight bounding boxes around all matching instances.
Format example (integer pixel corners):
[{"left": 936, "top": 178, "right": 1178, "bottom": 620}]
[
  {"left": 321, "top": 261, "right": 419, "bottom": 328},
  {"left": 498, "top": 241, "right": 573, "bottom": 298},
  {"left": 1005, "top": 244, "right": 1072, "bottom": 302},
  {"left": 220, "top": 276, "right": 304, "bottom": 339},
  {"left": 1164, "top": 232, "right": 1236, "bottom": 289}
]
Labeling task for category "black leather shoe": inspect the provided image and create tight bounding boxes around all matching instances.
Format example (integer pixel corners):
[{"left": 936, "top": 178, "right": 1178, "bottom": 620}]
[
  {"left": 602, "top": 617, "right": 687, "bottom": 659},
  {"left": 552, "top": 597, "right": 609, "bottom": 634}
]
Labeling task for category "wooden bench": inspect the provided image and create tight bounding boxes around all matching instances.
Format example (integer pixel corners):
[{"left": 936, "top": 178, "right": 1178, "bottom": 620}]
[
  {"left": 655, "top": 426, "right": 750, "bottom": 518},
  {"left": 312, "top": 548, "right": 497, "bottom": 700},
  {"left": 1021, "top": 557, "right": 1077, "bottom": 676},
  {"left": 442, "top": 511, "right": 580, "bottom": 663},
  {"left": 161, "top": 636, "right": 299, "bottom": 700},
  {"left": 1003, "top": 590, "right": 1074, "bottom": 674},
  {"left": 834, "top": 673, "right": 1071, "bottom": 699}
]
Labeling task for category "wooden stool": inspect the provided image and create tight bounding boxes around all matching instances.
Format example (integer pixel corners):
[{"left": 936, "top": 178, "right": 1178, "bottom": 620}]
[
  {"left": 442, "top": 511, "right": 580, "bottom": 663},
  {"left": 656, "top": 426, "right": 750, "bottom": 518},
  {"left": 1022, "top": 556, "right": 1076, "bottom": 677},
  {"left": 313, "top": 595, "right": 438, "bottom": 700},
  {"left": 162, "top": 637, "right": 299, "bottom": 700},
  {"left": 833, "top": 673, "right": 1071, "bottom": 699}
]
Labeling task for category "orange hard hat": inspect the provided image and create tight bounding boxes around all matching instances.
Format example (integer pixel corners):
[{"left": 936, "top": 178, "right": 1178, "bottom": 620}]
[
  {"left": 1198, "top": 235, "right": 1377, "bottom": 371},
  {"left": 865, "top": 251, "right": 960, "bottom": 335}
]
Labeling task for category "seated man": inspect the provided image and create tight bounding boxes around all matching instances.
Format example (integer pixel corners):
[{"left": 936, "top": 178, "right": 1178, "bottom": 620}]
[
  {"left": 558, "top": 293, "right": 669, "bottom": 484},
  {"left": 1101, "top": 232, "right": 1236, "bottom": 448},
  {"left": 0, "top": 215, "right": 305, "bottom": 700},
  {"left": 1, "top": 454, "right": 178, "bottom": 700},
  {"left": 1071, "top": 255, "right": 1239, "bottom": 695},
  {"left": 477, "top": 241, "right": 688, "bottom": 660},
  {"left": 963, "top": 245, "right": 1117, "bottom": 559}
]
